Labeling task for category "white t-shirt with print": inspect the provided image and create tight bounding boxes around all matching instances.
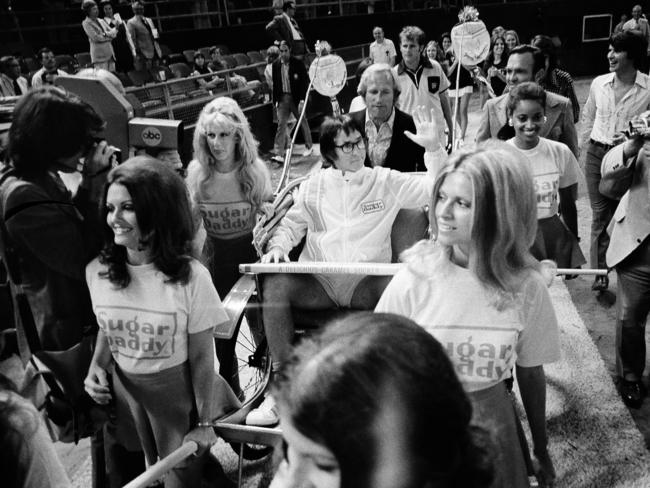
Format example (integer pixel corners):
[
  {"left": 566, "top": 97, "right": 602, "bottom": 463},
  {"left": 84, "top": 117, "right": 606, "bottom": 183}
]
[
  {"left": 376, "top": 249, "right": 560, "bottom": 392},
  {"left": 507, "top": 137, "right": 580, "bottom": 219},
  {"left": 86, "top": 258, "right": 228, "bottom": 374}
]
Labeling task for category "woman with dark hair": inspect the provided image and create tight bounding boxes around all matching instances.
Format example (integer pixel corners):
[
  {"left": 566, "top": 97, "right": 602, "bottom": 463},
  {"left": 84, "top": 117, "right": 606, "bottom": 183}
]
[
  {"left": 377, "top": 142, "right": 560, "bottom": 487},
  {"left": 480, "top": 35, "right": 508, "bottom": 106},
  {"left": 531, "top": 34, "right": 580, "bottom": 123},
  {"left": 191, "top": 52, "right": 224, "bottom": 92},
  {"left": 245, "top": 111, "right": 447, "bottom": 426},
  {"left": 84, "top": 157, "right": 240, "bottom": 488},
  {"left": 101, "top": 0, "right": 134, "bottom": 73},
  {"left": 270, "top": 312, "right": 494, "bottom": 488}
]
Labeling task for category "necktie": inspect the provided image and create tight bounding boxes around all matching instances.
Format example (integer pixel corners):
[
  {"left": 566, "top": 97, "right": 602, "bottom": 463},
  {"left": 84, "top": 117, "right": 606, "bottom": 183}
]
[{"left": 12, "top": 79, "right": 22, "bottom": 95}]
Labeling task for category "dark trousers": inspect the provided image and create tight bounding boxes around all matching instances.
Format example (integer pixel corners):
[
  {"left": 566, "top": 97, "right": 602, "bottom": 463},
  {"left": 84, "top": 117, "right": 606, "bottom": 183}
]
[
  {"left": 585, "top": 142, "right": 619, "bottom": 269},
  {"left": 275, "top": 93, "right": 312, "bottom": 156},
  {"left": 615, "top": 237, "right": 650, "bottom": 381}
]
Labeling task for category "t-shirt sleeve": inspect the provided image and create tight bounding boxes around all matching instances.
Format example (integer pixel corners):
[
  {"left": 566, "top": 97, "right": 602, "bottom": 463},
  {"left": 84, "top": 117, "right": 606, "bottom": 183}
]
[
  {"left": 515, "top": 273, "right": 561, "bottom": 367},
  {"left": 388, "top": 39, "right": 396, "bottom": 57},
  {"left": 187, "top": 262, "right": 229, "bottom": 335},
  {"left": 375, "top": 269, "right": 414, "bottom": 316},
  {"left": 556, "top": 143, "right": 580, "bottom": 188}
]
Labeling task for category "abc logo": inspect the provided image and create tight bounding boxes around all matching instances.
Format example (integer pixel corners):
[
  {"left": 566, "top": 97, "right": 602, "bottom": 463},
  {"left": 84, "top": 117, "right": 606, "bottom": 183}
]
[{"left": 141, "top": 127, "right": 162, "bottom": 147}]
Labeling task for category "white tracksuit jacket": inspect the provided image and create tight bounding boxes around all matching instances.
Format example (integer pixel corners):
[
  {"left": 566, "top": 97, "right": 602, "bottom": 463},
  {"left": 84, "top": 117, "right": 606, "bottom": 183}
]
[{"left": 267, "top": 149, "right": 446, "bottom": 263}]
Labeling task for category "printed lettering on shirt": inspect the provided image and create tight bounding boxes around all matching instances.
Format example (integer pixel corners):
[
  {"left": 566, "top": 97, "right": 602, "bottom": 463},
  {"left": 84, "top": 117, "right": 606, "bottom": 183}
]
[
  {"left": 361, "top": 199, "right": 386, "bottom": 214},
  {"left": 433, "top": 324, "right": 518, "bottom": 381},
  {"left": 198, "top": 201, "right": 253, "bottom": 236},
  {"left": 533, "top": 171, "right": 560, "bottom": 210},
  {"left": 427, "top": 76, "right": 440, "bottom": 94},
  {"left": 96, "top": 306, "right": 178, "bottom": 360}
]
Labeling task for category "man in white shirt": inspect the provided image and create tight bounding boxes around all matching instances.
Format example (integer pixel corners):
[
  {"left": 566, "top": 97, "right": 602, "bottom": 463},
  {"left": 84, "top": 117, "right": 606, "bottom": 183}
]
[
  {"left": 581, "top": 31, "right": 650, "bottom": 291},
  {"left": 623, "top": 4, "right": 650, "bottom": 72},
  {"left": 0, "top": 56, "right": 28, "bottom": 97},
  {"left": 31, "top": 48, "right": 67, "bottom": 88},
  {"left": 393, "top": 25, "right": 453, "bottom": 149},
  {"left": 369, "top": 26, "right": 396, "bottom": 66}
]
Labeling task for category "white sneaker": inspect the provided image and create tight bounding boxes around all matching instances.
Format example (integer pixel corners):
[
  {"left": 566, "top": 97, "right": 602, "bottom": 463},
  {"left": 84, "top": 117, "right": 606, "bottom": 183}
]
[
  {"left": 270, "top": 155, "right": 284, "bottom": 164},
  {"left": 245, "top": 394, "right": 279, "bottom": 426},
  {"left": 301, "top": 147, "right": 313, "bottom": 157}
]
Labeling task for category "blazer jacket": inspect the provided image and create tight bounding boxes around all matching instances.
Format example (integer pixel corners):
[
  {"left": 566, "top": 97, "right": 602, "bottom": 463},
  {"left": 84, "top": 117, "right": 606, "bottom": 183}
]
[
  {"left": 349, "top": 108, "right": 426, "bottom": 172},
  {"left": 600, "top": 144, "right": 650, "bottom": 268},
  {"left": 271, "top": 57, "right": 309, "bottom": 103},
  {"left": 266, "top": 14, "right": 304, "bottom": 50},
  {"left": 82, "top": 17, "right": 116, "bottom": 63},
  {"left": 476, "top": 90, "right": 579, "bottom": 158},
  {"left": 126, "top": 15, "right": 161, "bottom": 60}
]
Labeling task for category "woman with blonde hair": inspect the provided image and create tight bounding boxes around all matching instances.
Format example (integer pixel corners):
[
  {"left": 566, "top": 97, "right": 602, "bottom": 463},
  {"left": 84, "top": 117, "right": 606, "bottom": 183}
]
[
  {"left": 186, "top": 96, "right": 272, "bottom": 394},
  {"left": 376, "top": 142, "right": 559, "bottom": 487}
]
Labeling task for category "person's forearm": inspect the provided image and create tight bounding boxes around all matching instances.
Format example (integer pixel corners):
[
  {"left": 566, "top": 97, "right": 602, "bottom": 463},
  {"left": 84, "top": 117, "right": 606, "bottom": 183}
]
[
  {"left": 440, "top": 93, "right": 453, "bottom": 133},
  {"left": 188, "top": 330, "right": 216, "bottom": 421},
  {"left": 91, "top": 330, "right": 113, "bottom": 369},
  {"left": 517, "top": 365, "right": 549, "bottom": 454}
]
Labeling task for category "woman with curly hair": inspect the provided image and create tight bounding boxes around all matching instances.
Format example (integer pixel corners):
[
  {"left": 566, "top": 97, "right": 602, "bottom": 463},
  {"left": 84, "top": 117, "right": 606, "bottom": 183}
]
[
  {"left": 270, "top": 312, "right": 494, "bottom": 488},
  {"left": 84, "top": 157, "right": 239, "bottom": 488},
  {"left": 377, "top": 143, "right": 559, "bottom": 487},
  {"left": 186, "top": 97, "right": 272, "bottom": 393}
]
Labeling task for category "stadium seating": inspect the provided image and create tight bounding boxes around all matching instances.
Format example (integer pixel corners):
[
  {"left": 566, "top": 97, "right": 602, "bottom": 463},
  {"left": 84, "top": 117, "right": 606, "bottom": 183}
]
[
  {"left": 75, "top": 52, "right": 92, "bottom": 68},
  {"left": 247, "top": 51, "right": 264, "bottom": 63},
  {"left": 183, "top": 49, "right": 196, "bottom": 64},
  {"left": 233, "top": 53, "right": 251, "bottom": 66},
  {"left": 169, "top": 62, "right": 191, "bottom": 79}
]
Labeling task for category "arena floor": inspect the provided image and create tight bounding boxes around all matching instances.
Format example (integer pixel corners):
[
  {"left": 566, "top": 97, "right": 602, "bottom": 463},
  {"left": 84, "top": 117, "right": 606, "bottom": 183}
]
[{"left": 10, "top": 75, "right": 650, "bottom": 487}]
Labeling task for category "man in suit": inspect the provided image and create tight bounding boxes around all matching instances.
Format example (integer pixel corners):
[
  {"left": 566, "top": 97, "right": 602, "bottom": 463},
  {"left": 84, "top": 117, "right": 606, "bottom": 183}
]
[
  {"left": 271, "top": 41, "right": 313, "bottom": 162},
  {"left": 0, "top": 56, "right": 28, "bottom": 97},
  {"left": 266, "top": 1, "right": 308, "bottom": 56},
  {"left": 126, "top": 0, "right": 161, "bottom": 71},
  {"left": 476, "top": 44, "right": 578, "bottom": 158},
  {"left": 349, "top": 63, "right": 426, "bottom": 172},
  {"left": 81, "top": 0, "right": 117, "bottom": 71},
  {"left": 600, "top": 125, "right": 650, "bottom": 408}
]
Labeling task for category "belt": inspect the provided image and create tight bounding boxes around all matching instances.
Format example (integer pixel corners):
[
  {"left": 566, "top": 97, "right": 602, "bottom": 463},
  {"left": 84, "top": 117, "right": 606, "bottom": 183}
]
[{"left": 589, "top": 139, "right": 613, "bottom": 151}]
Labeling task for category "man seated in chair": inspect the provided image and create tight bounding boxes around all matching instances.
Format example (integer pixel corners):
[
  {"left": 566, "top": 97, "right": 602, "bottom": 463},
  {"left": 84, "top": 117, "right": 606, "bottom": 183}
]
[{"left": 245, "top": 110, "right": 447, "bottom": 426}]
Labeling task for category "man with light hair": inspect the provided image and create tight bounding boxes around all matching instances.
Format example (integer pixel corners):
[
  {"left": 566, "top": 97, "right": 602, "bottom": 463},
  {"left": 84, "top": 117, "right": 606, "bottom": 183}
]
[
  {"left": 349, "top": 63, "right": 427, "bottom": 172},
  {"left": 369, "top": 26, "right": 396, "bottom": 66},
  {"left": 393, "top": 25, "right": 453, "bottom": 149},
  {"left": 623, "top": 4, "right": 650, "bottom": 72}
]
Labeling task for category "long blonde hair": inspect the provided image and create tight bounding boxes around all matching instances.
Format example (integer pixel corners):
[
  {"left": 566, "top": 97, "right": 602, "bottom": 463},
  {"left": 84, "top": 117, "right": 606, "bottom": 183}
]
[
  {"left": 404, "top": 142, "right": 540, "bottom": 303},
  {"left": 188, "top": 96, "right": 271, "bottom": 212}
]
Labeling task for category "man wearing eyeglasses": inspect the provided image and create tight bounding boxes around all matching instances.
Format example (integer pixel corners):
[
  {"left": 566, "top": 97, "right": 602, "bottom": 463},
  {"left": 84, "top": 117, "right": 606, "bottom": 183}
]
[
  {"left": 0, "top": 56, "right": 28, "bottom": 98},
  {"left": 349, "top": 63, "right": 427, "bottom": 172}
]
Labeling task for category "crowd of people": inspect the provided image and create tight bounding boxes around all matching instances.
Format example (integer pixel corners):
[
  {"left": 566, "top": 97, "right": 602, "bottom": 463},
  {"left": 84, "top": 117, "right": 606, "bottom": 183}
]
[{"left": 3, "top": 2, "right": 650, "bottom": 488}]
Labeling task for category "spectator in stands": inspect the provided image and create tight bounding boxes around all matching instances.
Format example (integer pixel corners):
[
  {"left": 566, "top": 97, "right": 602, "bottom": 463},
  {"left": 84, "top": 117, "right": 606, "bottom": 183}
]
[
  {"left": 270, "top": 313, "right": 495, "bottom": 488},
  {"left": 348, "top": 57, "right": 372, "bottom": 112},
  {"left": 480, "top": 35, "right": 508, "bottom": 107},
  {"left": 476, "top": 44, "right": 578, "bottom": 158},
  {"left": 581, "top": 31, "right": 650, "bottom": 292},
  {"left": 126, "top": 0, "right": 162, "bottom": 71},
  {"left": 504, "top": 29, "right": 520, "bottom": 51},
  {"left": 376, "top": 143, "right": 559, "bottom": 488},
  {"left": 600, "top": 114, "right": 650, "bottom": 409},
  {"left": 0, "top": 56, "right": 28, "bottom": 97},
  {"left": 491, "top": 25, "right": 505, "bottom": 41},
  {"left": 369, "top": 26, "right": 396, "bottom": 67},
  {"left": 102, "top": 0, "right": 134, "bottom": 73},
  {"left": 614, "top": 13, "right": 629, "bottom": 35},
  {"left": 0, "top": 374, "right": 71, "bottom": 488},
  {"left": 84, "top": 156, "right": 240, "bottom": 488},
  {"left": 186, "top": 96, "right": 273, "bottom": 395},
  {"left": 623, "top": 4, "right": 650, "bottom": 73},
  {"left": 349, "top": 63, "right": 426, "bottom": 172},
  {"left": 266, "top": 2, "right": 309, "bottom": 57},
  {"left": 0, "top": 86, "right": 144, "bottom": 488},
  {"left": 245, "top": 112, "right": 447, "bottom": 426},
  {"left": 31, "top": 47, "right": 66, "bottom": 88},
  {"left": 394, "top": 26, "right": 453, "bottom": 150},
  {"left": 271, "top": 40, "right": 313, "bottom": 162},
  {"left": 81, "top": 0, "right": 117, "bottom": 72},
  {"left": 532, "top": 34, "right": 580, "bottom": 123},
  {"left": 192, "top": 52, "right": 224, "bottom": 92}
]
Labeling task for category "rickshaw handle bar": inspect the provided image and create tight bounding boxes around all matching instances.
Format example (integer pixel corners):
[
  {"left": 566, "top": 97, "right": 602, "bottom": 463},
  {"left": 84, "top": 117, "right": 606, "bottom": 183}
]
[{"left": 122, "top": 441, "right": 198, "bottom": 488}]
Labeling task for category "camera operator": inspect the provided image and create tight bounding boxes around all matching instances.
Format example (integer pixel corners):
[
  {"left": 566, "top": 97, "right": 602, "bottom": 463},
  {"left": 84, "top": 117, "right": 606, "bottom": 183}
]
[
  {"left": 600, "top": 114, "right": 650, "bottom": 409},
  {"left": 0, "top": 86, "right": 143, "bottom": 488}
]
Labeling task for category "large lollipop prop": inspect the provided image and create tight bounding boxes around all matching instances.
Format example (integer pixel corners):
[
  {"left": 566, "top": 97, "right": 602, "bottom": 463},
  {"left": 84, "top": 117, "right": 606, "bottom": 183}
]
[
  {"left": 450, "top": 7, "right": 490, "bottom": 149},
  {"left": 276, "top": 41, "right": 347, "bottom": 192}
]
